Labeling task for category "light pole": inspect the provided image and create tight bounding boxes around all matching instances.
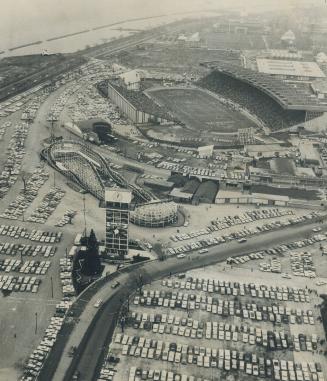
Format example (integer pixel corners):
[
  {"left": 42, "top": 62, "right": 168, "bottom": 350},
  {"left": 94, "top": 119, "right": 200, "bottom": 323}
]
[
  {"left": 35, "top": 312, "right": 38, "bottom": 334},
  {"left": 50, "top": 276, "right": 54, "bottom": 299}
]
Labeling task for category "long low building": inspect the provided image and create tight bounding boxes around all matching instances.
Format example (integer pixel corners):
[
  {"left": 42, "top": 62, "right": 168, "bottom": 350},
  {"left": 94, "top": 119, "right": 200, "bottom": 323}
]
[
  {"left": 107, "top": 81, "right": 173, "bottom": 125},
  {"left": 215, "top": 189, "right": 289, "bottom": 206},
  {"left": 256, "top": 58, "right": 326, "bottom": 80}
]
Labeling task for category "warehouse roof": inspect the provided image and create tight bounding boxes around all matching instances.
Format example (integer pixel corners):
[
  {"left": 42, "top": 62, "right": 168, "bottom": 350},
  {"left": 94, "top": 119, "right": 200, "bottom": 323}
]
[{"left": 257, "top": 59, "right": 325, "bottom": 78}]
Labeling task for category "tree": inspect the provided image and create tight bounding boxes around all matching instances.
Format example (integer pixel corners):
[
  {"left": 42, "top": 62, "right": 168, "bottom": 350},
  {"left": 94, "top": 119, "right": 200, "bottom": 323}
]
[
  {"left": 153, "top": 243, "right": 166, "bottom": 261},
  {"left": 88, "top": 229, "right": 98, "bottom": 252},
  {"left": 81, "top": 229, "right": 101, "bottom": 276}
]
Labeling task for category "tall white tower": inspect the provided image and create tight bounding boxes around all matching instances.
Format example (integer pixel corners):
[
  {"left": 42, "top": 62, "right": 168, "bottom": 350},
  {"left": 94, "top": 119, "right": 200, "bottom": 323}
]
[{"left": 105, "top": 187, "right": 132, "bottom": 258}]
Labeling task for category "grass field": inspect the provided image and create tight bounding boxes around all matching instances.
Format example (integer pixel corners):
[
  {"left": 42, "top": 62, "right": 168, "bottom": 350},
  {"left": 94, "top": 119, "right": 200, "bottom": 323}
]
[{"left": 148, "top": 87, "right": 253, "bottom": 133}]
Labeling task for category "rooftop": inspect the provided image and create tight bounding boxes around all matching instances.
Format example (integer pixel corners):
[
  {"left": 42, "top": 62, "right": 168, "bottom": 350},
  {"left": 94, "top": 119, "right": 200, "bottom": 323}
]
[
  {"left": 202, "top": 62, "right": 327, "bottom": 112},
  {"left": 245, "top": 144, "right": 290, "bottom": 153},
  {"left": 256, "top": 59, "right": 325, "bottom": 79}
]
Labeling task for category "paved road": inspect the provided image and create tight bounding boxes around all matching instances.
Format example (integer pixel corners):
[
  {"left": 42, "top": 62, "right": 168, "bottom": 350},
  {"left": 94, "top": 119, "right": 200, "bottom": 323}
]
[{"left": 50, "top": 216, "right": 327, "bottom": 381}]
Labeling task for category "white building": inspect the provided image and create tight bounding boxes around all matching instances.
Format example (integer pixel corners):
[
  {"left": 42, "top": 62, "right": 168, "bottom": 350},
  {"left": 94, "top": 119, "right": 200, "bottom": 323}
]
[
  {"left": 198, "top": 145, "right": 214, "bottom": 158},
  {"left": 119, "top": 69, "right": 142, "bottom": 90},
  {"left": 281, "top": 30, "right": 295, "bottom": 45}
]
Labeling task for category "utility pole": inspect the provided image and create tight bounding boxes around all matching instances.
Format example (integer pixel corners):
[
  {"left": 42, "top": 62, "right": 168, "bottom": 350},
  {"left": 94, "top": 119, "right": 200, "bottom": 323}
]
[{"left": 50, "top": 119, "right": 56, "bottom": 141}]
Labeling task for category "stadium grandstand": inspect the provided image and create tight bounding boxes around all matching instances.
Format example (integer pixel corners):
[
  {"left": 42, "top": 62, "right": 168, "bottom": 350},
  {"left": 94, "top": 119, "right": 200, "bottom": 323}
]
[
  {"left": 107, "top": 79, "right": 175, "bottom": 124},
  {"left": 198, "top": 62, "right": 327, "bottom": 130}
]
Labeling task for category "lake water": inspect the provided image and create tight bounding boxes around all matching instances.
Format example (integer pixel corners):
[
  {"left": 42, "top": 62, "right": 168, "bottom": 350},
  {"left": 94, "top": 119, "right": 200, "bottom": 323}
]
[{"left": 0, "top": 0, "right": 220, "bottom": 57}]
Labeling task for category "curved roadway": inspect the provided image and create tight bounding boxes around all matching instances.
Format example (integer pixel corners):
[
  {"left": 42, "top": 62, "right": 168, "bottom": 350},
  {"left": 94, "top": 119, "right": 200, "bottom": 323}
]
[{"left": 47, "top": 215, "right": 327, "bottom": 381}]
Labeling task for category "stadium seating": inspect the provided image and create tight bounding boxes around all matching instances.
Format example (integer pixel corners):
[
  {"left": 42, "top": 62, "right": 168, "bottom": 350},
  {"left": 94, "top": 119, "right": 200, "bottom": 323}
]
[
  {"left": 109, "top": 81, "right": 173, "bottom": 121},
  {"left": 198, "top": 71, "right": 309, "bottom": 130}
]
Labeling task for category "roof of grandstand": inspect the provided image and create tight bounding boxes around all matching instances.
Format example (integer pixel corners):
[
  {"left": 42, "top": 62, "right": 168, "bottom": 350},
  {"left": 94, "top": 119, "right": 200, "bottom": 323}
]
[
  {"left": 108, "top": 80, "right": 174, "bottom": 121},
  {"left": 201, "top": 62, "right": 327, "bottom": 112},
  {"left": 256, "top": 59, "right": 325, "bottom": 78}
]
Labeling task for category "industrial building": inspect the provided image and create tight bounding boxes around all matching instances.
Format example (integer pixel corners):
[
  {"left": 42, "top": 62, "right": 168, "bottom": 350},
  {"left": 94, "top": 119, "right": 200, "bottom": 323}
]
[
  {"left": 256, "top": 59, "right": 325, "bottom": 81},
  {"left": 215, "top": 189, "right": 289, "bottom": 206}
]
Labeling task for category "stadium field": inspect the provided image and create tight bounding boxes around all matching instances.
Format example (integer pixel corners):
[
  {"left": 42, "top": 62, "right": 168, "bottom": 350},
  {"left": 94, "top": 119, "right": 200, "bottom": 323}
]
[{"left": 147, "top": 87, "right": 254, "bottom": 133}]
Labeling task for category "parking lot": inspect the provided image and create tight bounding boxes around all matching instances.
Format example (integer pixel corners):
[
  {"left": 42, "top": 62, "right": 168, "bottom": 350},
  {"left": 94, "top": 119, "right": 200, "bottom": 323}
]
[
  {"left": 99, "top": 253, "right": 327, "bottom": 381},
  {"left": 0, "top": 72, "right": 100, "bottom": 379},
  {"left": 165, "top": 210, "right": 320, "bottom": 258}
]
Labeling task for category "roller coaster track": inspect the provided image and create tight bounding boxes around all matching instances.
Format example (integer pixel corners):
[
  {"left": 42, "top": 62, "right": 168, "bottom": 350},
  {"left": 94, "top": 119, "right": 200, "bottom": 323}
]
[
  {"left": 43, "top": 140, "right": 155, "bottom": 203},
  {"left": 41, "top": 147, "right": 105, "bottom": 200},
  {"left": 95, "top": 151, "right": 156, "bottom": 202}
]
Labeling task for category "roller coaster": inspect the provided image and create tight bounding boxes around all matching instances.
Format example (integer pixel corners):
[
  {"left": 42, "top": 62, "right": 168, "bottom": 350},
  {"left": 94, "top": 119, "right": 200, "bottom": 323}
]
[{"left": 41, "top": 139, "right": 155, "bottom": 203}]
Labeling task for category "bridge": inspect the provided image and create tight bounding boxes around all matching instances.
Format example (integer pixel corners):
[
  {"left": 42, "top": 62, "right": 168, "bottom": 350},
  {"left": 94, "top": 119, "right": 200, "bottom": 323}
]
[{"left": 41, "top": 139, "right": 155, "bottom": 203}]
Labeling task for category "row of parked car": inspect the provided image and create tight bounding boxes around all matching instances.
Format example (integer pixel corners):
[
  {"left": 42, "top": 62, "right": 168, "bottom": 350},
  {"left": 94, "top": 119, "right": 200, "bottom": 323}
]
[
  {"left": 0, "top": 258, "right": 50, "bottom": 275},
  {"left": 259, "top": 257, "right": 282, "bottom": 274},
  {"left": 0, "top": 242, "right": 56, "bottom": 257},
  {"left": 21, "top": 256, "right": 76, "bottom": 381},
  {"left": 21, "top": 92, "right": 49, "bottom": 122},
  {"left": 290, "top": 252, "right": 316, "bottom": 278},
  {"left": 116, "top": 334, "right": 324, "bottom": 381},
  {"left": 47, "top": 82, "right": 81, "bottom": 121},
  {"left": 69, "top": 80, "right": 113, "bottom": 122},
  {"left": 157, "top": 160, "right": 245, "bottom": 181},
  {"left": 161, "top": 276, "right": 310, "bottom": 303},
  {"left": 1, "top": 167, "right": 49, "bottom": 220},
  {"left": 134, "top": 290, "right": 314, "bottom": 325},
  {"left": 128, "top": 366, "right": 209, "bottom": 381},
  {"left": 26, "top": 187, "right": 65, "bottom": 224},
  {"left": 0, "top": 274, "right": 40, "bottom": 293},
  {"left": 227, "top": 251, "right": 265, "bottom": 265},
  {"left": 168, "top": 223, "right": 326, "bottom": 258},
  {"left": 22, "top": 316, "right": 64, "bottom": 380},
  {"left": 0, "top": 224, "right": 62, "bottom": 243},
  {"left": 0, "top": 122, "right": 29, "bottom": 199},
  {"left": 0, "top": 121, "right": 11, "bottom": 140},
  {"left": 0, "top": 83, "right": 46, "bottom": 118},
  {"left": 210, "top": 208, "right": 293, "bottom": 231},
  {"left": 128, "top": 310, "right": 318, "bottom": 353},
  {"left": 59, "top": 257, "right": 75, "bottom": 297},
  {"left": 55, "top": 209, "right": 77, "bottom": 227}
]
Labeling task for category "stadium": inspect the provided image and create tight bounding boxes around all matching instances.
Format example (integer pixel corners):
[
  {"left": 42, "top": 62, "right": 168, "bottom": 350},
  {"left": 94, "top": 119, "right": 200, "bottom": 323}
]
[{"left": 104, "top": 62, "right": 327, "bottom": 141}]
